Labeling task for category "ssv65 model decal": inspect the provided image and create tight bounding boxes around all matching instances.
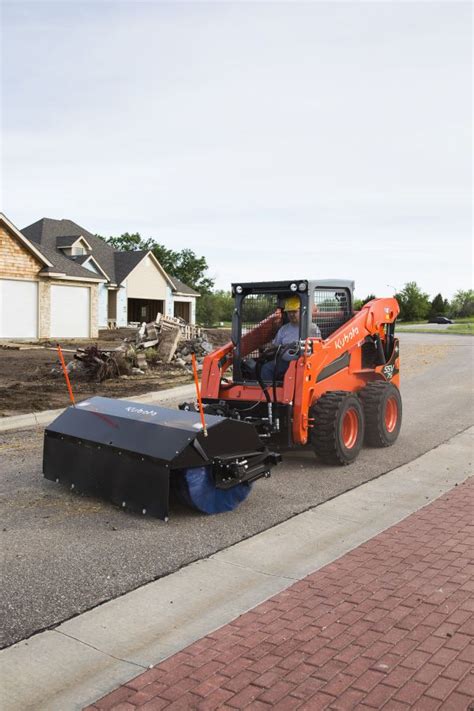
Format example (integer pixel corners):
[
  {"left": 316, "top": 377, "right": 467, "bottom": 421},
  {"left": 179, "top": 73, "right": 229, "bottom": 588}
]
[{"left": 382, "top": 364, "right": 395, "bottom": 380}]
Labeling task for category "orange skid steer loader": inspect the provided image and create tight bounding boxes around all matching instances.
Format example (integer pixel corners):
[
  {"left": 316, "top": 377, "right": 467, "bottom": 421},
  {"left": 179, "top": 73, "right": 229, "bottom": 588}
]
[
  {"left": 178, "top": 279, "right": 401, "bottom": 510},
  {"left": 43, "top": 279, "right": 401, "bottom": 517}
]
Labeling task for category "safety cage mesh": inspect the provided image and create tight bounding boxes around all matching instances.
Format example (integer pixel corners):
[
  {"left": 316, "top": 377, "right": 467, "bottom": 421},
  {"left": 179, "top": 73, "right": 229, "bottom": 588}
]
[
  {"left": 241, "top": 293, "right": 283, "bottom": 358},
  {"left": 313, "top": 288, "right": 351, "bottom": 339}
]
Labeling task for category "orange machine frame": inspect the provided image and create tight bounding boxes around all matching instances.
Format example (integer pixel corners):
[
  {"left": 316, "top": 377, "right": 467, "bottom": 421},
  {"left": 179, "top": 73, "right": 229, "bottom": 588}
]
[{"left": 200, "top": 298, "right": 400, "bottom": 446}]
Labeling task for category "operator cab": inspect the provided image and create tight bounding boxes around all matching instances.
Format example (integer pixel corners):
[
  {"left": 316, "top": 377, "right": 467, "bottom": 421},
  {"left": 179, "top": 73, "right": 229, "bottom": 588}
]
[{"left": 231, "top": 279, "right": 354, "bottom": 385}]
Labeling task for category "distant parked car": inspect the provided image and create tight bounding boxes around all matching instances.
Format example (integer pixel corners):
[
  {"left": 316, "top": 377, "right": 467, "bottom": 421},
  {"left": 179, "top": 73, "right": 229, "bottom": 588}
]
[{"left": 428, "top": 316, "right": 453, "bottom": 324}]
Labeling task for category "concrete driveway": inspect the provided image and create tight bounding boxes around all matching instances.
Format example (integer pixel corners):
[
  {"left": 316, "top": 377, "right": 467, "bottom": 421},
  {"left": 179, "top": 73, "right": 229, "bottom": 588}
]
[{"left": 1, "top": 332, "right": 473, "bottom": 648}]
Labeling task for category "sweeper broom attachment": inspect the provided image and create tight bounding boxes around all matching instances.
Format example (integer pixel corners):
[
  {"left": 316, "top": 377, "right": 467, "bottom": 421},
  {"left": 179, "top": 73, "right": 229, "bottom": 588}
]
[{"left": 43, "top": 396, "right": 280, "bottom": 519}]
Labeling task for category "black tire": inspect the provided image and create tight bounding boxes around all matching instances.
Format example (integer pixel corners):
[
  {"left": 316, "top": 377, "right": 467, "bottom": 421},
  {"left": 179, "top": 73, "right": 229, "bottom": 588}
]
[
  {"left": 311, "top": 391, "right": 365, "bottom": 465},
  {"left": 359, "top": 381, "right": 402, "bottom": 447}
]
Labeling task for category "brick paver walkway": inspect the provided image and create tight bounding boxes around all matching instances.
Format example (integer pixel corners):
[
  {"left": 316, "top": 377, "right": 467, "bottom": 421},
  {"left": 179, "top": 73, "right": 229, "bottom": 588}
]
[{"left": 87, "top": 478, "right": 474, "bottom": 711}]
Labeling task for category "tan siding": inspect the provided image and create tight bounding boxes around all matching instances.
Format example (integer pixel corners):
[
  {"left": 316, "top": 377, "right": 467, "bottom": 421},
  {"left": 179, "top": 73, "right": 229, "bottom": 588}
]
[
  {"left": 126, "top": 254, "right": 168, "bottom": 300},
  {"left": 0, "top": 225, "right": 43, "bottom": 278}
]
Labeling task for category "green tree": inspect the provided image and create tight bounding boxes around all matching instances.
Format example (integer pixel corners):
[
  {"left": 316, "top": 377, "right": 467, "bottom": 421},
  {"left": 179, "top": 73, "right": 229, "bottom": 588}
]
[
  {"left": 149, "top": 244, "right": 180, "bottom": 276},
  {"left": 394, "top": 282, "right": 431, "bottom": 321},
  {"left": 196, "top": 293, "right": 220, "bottom": 326},
  {"left": 353, "top": 294, "right": 376, "bottom": 310},
  {"left": 171, "top": 249, "right": 214, "bottom": 294},
  {"left": 196, "top": 291, "right": 234, "bottom": 325},
  {"left": 213, "top": 290, "right": 234, "bottom": 321},
  {"left": 450, "top": 289, "right": 474, "bottom": 317},
  {"left": 104, "top": 232, "right": 155, "bottom": 252},
  {"left": 428, "top": 293, "right": 449, "bottom": 318},
  {"left": 99, "top": 233, "right": 214, "bottom": 294}
]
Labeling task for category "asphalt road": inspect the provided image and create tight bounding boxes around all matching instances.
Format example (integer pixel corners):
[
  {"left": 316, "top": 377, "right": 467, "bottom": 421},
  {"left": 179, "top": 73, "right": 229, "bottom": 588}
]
[{"left": 1, "top": 333, "right": 473, "bottom": 648}]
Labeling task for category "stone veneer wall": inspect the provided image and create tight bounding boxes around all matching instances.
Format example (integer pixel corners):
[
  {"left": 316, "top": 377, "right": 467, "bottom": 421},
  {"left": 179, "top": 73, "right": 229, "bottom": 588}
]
[
  {"left": 90, "top": 283, "right": 100, "bottom": 338},
  {"left": 38, "top": 281, "right": 50, "bottom": 338}
]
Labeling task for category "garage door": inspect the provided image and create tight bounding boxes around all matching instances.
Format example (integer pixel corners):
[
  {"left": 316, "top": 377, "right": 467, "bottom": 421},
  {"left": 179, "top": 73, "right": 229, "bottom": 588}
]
[
  {"left": 51, "top": 285, "right": 90, "bottom": 338},
  {"left": 0, "top": 279, "right": 38, "bottom": 338}
]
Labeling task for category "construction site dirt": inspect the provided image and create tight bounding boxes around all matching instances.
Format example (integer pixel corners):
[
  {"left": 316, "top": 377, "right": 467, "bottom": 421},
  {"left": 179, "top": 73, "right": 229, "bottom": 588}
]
[{"left": 0, "top": 328, "right": 230, "bottom": 417}]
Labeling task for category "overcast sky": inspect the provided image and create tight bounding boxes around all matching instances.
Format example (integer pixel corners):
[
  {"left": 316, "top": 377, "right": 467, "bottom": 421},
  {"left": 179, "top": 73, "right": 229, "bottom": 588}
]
[{"left": 2, "top": 1, "right": 472, "bottom": 298}]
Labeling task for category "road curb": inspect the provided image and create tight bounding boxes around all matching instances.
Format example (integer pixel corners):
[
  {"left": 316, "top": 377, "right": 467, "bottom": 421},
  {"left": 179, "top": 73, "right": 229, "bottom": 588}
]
[{"left": 0, "top": 383, "right": 196, "bottom": 433}]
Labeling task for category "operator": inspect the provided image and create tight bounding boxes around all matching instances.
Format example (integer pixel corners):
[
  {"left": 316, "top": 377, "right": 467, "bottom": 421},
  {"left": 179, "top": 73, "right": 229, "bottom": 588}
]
[{"left": 259, "top": 296, "right": 321, "bottom": 382}]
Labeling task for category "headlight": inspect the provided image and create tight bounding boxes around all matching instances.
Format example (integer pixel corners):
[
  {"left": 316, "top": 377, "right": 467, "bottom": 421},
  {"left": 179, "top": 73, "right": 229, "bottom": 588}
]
[
  {"left": 290, "top": 283, "right": 297, "bottom": 292},
  {"left": 235, "top": 285, "right": 243, "bottom": 294},
  {"left": 298, "top": 282, "right": 307, "bottom": 291}
]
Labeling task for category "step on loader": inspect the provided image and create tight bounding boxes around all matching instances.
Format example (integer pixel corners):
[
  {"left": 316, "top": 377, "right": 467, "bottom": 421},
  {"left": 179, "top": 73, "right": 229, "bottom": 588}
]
[{"left": 43, "top": 279, "right": 401, "bottom": 518}]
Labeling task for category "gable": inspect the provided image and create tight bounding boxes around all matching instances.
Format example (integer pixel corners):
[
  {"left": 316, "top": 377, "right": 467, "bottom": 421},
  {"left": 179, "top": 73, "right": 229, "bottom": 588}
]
[
  {"left": 82, "top": 259, "right": 99, "bottom": 275},
  {"left": 77, "top": 255, "right": 109, "bottom": 279},
  {"left": 125, "top": 253, "right": 169, "bottom": 300},
  {"left": 0, "top": 221, "right": 45, "bottom": 279},
  {"left": 57, "top": 235, "right": 92, "bottom": 255},
  {"left": 22, "top": 218, "right": 117, "bottom": 282}
]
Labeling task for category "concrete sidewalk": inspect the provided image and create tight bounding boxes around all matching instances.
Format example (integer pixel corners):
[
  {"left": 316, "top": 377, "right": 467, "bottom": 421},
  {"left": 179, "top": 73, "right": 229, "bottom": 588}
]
[
  {"left": 1, "top": 427, "right": 472, "bottom": 711},
  {"left": 88, "top": 477, "right": 474, "bottom": 710}
]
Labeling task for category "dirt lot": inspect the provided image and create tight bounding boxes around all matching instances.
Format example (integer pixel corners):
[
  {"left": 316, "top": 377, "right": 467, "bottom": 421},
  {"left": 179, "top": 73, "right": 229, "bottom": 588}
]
[
  {"left": 0, "top": 330, "right": 453, "bottom": 417},
  {"left": 0, "top": 328, "right": 230, "bottom": 417}
]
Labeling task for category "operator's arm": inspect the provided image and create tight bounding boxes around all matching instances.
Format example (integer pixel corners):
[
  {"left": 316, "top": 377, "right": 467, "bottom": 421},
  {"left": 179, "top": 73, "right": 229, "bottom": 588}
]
[
  {"left": 310, "top": 323, "right": 322, "bottom": 338},
  {"left": 273, "top": 326, "right": 284, "bottom": 346}
]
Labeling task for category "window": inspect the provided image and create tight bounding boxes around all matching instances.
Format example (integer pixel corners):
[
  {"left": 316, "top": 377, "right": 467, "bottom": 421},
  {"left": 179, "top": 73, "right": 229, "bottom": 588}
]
[{"left": 313, "top": 288, "right": 351, "bottom": 339}]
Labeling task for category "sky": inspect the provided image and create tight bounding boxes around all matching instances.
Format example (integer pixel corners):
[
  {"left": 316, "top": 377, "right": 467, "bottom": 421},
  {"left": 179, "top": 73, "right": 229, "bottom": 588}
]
[{"left": 1, "top": 0, "right": 472, "bottom": 299}]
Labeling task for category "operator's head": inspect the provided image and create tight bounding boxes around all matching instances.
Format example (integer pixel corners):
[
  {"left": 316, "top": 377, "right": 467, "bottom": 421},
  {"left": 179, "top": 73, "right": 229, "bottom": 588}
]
[{"left": 284, "top": 296, "right": 300, "bottom": 324}]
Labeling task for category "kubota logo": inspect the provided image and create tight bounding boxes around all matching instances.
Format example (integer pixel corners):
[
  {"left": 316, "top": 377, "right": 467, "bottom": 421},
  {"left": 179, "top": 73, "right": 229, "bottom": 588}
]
[
  {"left": 126, "top": 406, "right": 158, "bottom": 417},
  {"left": 335, "top": 326, "right": 359, "bottom": 350}
]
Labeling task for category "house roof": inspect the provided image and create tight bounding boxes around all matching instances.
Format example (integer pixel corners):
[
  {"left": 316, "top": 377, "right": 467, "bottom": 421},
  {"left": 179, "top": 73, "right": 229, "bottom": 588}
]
[
  {"left": 21, "top": 217, "right": 199, "bottom": 296},
  {"left": 56, "top": 235, "right": 79, "bottom": 247},
  {"left": 56, "top": 234, "right": 92, "bottom": 250},
  {"left": 114, "top": 250, "right": 149, "bottom": 285},
  {"left": 169, "top": 276, "right": 200, "bottom": 297},
  {"left": 22, "top": 218, "right": 117, "bottom": 282},
  {"left": 0, "top": 213, "right": 102, "bottom": 282},
  {"left": 69, "top": 254, "right": 90, "bottom": 265},
  {"left": 34, "top": 242, "right": 106, "bottom": 281},
  {"left": 70, "top": 254, "right": 111, "bottom": 280}
]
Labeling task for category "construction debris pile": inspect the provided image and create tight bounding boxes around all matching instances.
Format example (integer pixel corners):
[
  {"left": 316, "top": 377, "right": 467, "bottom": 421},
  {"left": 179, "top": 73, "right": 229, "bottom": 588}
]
[
  {"left": 74, "top": 345, "right": 122, "bottom": 381},
  {"left": 174, "top": 336, "right": 215, "bottom": 368},
  {"left": 53, "top": 315, "right": 216, "bottom": 382}
]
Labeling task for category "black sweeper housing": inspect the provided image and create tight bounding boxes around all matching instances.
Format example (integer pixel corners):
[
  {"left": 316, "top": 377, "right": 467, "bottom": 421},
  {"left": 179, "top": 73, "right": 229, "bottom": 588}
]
[{"left": 43, "top": 396, "right": 280, "bottom": 518}]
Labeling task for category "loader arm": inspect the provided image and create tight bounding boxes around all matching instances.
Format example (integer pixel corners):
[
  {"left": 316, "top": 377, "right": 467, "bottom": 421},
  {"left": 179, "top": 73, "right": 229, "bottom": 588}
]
[
  {"left": 201, "top": 340, "right": 233, "bottom": 397},
  {"left": 292, "top": 297, "right": 400, "bottom": 445}
]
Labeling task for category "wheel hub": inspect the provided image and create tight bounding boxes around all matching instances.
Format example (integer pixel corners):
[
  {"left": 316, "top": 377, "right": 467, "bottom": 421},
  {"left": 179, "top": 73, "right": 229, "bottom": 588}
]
[
  {"left": 342, "top": 408, "right": 359, "bottom": 449},
  {"left": 385, "top": 397, "right": 398, "bottom": 432}
]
